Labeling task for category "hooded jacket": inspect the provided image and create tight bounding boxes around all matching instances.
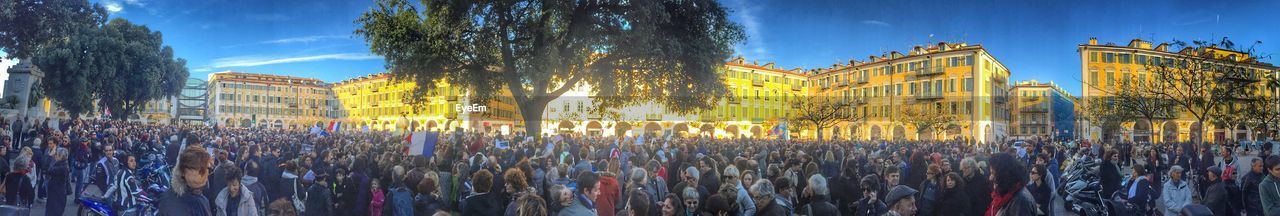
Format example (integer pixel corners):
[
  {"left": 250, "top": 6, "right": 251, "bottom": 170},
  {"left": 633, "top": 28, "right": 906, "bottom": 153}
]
[
  {"left": 241, "top": 175, "right": 269, "bottom": 213},
  {"left": 216, "top": 184, "right": 260, "bottom": 216},
  {"left": 1261, "top": 174, "right": 1280, "bottom": 216}
]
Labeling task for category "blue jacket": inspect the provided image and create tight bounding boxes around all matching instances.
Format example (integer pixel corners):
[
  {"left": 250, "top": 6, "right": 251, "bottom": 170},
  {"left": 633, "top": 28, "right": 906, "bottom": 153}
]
[
  {"left": 1161, "top": 179, "right": 1192, "bottom": 216},
  {"left": 387, "top": 185, "right": 414, "bottom": 216}
]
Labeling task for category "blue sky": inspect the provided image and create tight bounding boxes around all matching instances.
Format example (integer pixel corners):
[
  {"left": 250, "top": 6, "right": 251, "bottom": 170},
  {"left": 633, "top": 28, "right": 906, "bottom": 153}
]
[{"left": 3, "top": 0, "right": 1278, "bottom": 96}]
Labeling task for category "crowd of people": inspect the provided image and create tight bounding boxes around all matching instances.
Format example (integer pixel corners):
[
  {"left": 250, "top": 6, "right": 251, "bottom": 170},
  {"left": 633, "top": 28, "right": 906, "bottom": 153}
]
[{"left": 0, "top": 116, "right": 1278, "bottom": 216}]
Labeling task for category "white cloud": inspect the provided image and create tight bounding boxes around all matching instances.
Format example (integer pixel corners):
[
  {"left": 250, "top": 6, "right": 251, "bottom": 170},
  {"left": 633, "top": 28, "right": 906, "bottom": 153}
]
[
  {"left": 860, "top": 20, "right": 892, "bottom": 27},
  {"left": 103, "top": 1, "right": 124, "bottom": 13},
  {"left": 727, "top": 0, "right": 768, "bottom": 58},
  {"left": 122, "top": 0, "right": 146, "bottom": 7},
  {"left": 208, "top": 53, "right": 381, "bottom": 68},
  {"left": 263, "top": 35, "right": 348, "bottom": 44}
]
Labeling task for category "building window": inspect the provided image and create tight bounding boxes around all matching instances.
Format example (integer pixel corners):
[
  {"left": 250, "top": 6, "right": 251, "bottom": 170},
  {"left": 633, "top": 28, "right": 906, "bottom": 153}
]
[
  {"left": 966, "top": 55, "right": 975, "bottom": 66},
  {"left": 1089, "top": 69, "right": 1099, "bottom": 86},
  {"left": 1090, "top": 52, "right": 1098, "bottom": 62},
  {"left": 1104, "top": 53, "right": 1115, "bottom": 63},
  {"left": 1119, "top": 54, "right": 1131, "bottom": 64},
  {"left": 965, "top": 78, "right": 974, "bottom": 92},
  {"left": 1106, "top": 69, "right": 1115, "bottom": 87}
]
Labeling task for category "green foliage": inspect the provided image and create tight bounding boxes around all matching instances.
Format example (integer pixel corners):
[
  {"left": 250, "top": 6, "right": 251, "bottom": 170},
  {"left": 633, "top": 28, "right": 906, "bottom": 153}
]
[
  {"left": 355, "top": 0, "right": 745, "bottom": 136},
  {"left": 33, "top": 18, "right": 189, "bottom": 119},
  {"left": 0, "top": 0, "right": 107, "bottom": 59}
]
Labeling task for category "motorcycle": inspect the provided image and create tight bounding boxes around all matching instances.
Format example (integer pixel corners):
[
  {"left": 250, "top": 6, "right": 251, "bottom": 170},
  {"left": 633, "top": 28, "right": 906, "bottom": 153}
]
[{"left": 1059, "top": 154, "right": 1111, "bottom": 216}]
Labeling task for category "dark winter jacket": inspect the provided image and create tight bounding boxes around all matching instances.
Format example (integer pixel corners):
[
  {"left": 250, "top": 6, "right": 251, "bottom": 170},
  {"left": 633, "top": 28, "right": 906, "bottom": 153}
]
[
  {"left": 992, "top": 188, "right": 1036, "bottom": 216},
  {"left": 460, "top": 192, "right": 505, "bottom": 216},
  {"left": 934, "top": 187, "right": 971, "bottom": 216},
  {"left": 306, "top": 182, "right": 334, "bottom": 216},
  {"left": 801, "top": 195, "right": 840, "bottom": 216}
]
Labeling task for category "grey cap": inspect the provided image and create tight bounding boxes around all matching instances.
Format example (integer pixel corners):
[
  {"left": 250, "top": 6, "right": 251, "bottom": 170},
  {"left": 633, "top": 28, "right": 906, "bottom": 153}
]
[{"left": 885, "top": 185, "right": 918, "bottom": 206}]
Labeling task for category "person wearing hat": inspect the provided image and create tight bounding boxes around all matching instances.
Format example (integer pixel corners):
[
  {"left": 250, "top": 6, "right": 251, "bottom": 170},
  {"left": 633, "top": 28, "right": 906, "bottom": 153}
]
[
  {"left": 1203, "top": 166, "right": 1233, "bottom": 216},
  {"left": 854, "top": 175, "right": 887, "bottom": 216},
  {"left": 884, "top": 185, "right": 918, "bottom": 216},
  {"left": 305, "top": 170, "right": 334, "bottom": 216}
]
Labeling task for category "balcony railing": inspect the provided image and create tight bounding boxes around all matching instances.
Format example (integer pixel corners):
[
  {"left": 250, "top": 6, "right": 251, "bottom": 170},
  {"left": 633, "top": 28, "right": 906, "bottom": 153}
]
[
  {"left": 856, "top": 78, "right": 869, "bottom": 84},
  {"left": 995, "top": 96, "right": 1008, "bottom": 104},
  {"left": 916, "top": 67, "right": 945, "bottom": 77},
  {"left": 752, "top": 79, "right": 764, "bottom": 86},
  {"left": 914, "top": 92, "right": 943, "bottom": 100},
  {"left": 993, "top": 75, "right": 1007, "bottom": 83},
  {"left": 1020, "top": 107, "right": 1048, "bottom": 113},
  {"left": 791, "top": 85, "right": 802, "bottom": 91}
]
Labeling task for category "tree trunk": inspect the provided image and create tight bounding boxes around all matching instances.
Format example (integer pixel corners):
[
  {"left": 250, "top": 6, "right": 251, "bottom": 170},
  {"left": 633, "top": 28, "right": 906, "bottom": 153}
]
[
  {"left": 815, "top": 125, "right": 824, "bottom": 141},
  {"left": 520, "top": 101, "right": 548, "bottom": 141}
]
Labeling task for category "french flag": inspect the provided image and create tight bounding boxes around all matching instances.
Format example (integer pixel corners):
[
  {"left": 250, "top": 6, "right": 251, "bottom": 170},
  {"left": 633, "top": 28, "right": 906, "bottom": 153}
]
[
  {"left": 405, "top": 131, "right": 439, "bottom": 157},
  {"left": 328, "top": 122, "right": 341, "bottom": 132}
]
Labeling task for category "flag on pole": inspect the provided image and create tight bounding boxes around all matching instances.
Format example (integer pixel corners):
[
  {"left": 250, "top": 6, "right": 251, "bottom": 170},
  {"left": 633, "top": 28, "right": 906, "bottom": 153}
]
[
  {"left": 328, "top": 121, "right": 341, "bottom": 132},
  {"left": 406, "top": 131, "right": 440, "bottom": 157}
]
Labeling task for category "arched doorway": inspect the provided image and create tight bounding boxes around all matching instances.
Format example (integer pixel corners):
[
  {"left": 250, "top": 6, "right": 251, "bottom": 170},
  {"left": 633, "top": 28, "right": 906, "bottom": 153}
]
[
  {"left": 750, "top": 125, "right": 763, "bottom": 138},
  {"left": 1189, "top": 122, "right": 1203, "bottom": 143},
  {"left": 643, "top": 122, "right": 662, "bottom": 136},
  {"left": 673, "top": 123, "right": 690, "bottom": 137},
  {"left": 699, "top": 124, "right": 715, "bottom": 136},
  {"left": 1134, "top": 120, "right": 1152, "bottom": 143},
  {"left": 919, "top": 127, "right": 935, "bottom": 141},
  {"left": 410, "top": 120, "right": 420, "bottom": 131},
  {"left": 725, "top": 125, "right": 740, "bottom": 138},
  {"left": 983, "top": 125, "right": 993, "bottom": 143},
  {"left": 870, "top": 125, "right": 882, "bottom": 140},
  {"left": 226, "top": 118, "right": 235, "bottom": 127},
  {"left": 947, "top": 125, "right": 962, "bottom": 140},
  {"left": 615, "top": 122, "right": 633, "bottom": 137},
  {"left": 1162, "top": 121, "right": 1178, "bottom": 143},
  {"left": 851, "top": 125, "right": 861, "bottom": 140},
  {"left": 241, "top": 118, "right": 251, "bottom": 128},
  {"left": 558, "top": 120, "right": 575, "bottom": 133},
  {"left": 274, "top": 119, "right": 284, "bottom": 129},
  {"left": 893, "top": 125, "right": 906, "bottom": 141},
  {"left": 586, "top": 121, "right": 603, "bottom": 136},
  {"left": 1235, "top": 124, "right": 1249, "bottom": 141},
  {"left": 426, "top": 120, "right": 438, "bottom": 131},
  {"left": 832, "top": 126, "right": 842, "bottom": 140}
]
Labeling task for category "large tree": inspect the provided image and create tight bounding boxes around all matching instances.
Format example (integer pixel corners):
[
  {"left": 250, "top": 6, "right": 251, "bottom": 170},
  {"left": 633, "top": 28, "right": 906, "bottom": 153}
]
[
  {"left": 792, "top": 96, "right": 864, "bottom": 140},
  {"left": 1144, "top": 38, "right": 1263, "bottom": 145},
  {"left": 0, "top": 0, "right": 107, "bottom": 59},
  {"left": 355, "top": 0, "right": 744, "bottom": 137},
  {"left": 900, "top": 104, "right": 955, "bottom": 141},
  {"left": 34, "top": 18, "right": 188, "bottom": 119}
]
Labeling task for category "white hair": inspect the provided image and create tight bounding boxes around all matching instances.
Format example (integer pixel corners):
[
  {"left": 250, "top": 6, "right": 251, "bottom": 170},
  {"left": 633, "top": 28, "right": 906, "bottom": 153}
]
[{"left": 808, "top": 174, "right": 828, "bottom": 196}]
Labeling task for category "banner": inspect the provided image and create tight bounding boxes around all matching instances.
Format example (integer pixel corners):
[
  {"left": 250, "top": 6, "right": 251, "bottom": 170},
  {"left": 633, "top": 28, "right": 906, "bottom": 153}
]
[
  {"left": 406, "top": 131, "right": 440, "bottom": 157},
  {"left": 495, "top": 139, "right": 510, "bottom": 149}
]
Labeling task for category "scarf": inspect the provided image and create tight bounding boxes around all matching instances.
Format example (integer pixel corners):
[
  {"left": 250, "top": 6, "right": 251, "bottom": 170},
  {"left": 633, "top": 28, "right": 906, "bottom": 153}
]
[
  {"left": 183, "top": 192, "right": 211, "bottom": 216},
  {"left": 985, "top": 181, "right": 1025, "bottom": 216}
]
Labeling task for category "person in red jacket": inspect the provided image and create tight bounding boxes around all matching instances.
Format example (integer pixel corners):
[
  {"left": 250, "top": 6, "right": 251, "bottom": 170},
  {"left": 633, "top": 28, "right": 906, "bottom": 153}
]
[{"left": 596, "top": 160, "right": 622, "bottom": 216}]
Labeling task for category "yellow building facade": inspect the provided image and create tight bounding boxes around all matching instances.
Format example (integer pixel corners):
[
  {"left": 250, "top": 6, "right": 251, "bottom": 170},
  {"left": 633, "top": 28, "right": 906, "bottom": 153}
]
[
  {"left": 1079, "top": 38, "right": 1280, "bottom": 143},
  {"left": 334, "top": 42, "right": 1015, "bottom": 143},
  {"left": 810, "top": 42, "right": 1012, "bottom": 143},
  {"left": 207, "top": 71, "right": 342, "bottom": 129},
  {"left": 541, "top": 57, "right": 809, "bottom": 138},
  {"left": 331, "top": 73, "right": 521, "bottom": 134}
]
